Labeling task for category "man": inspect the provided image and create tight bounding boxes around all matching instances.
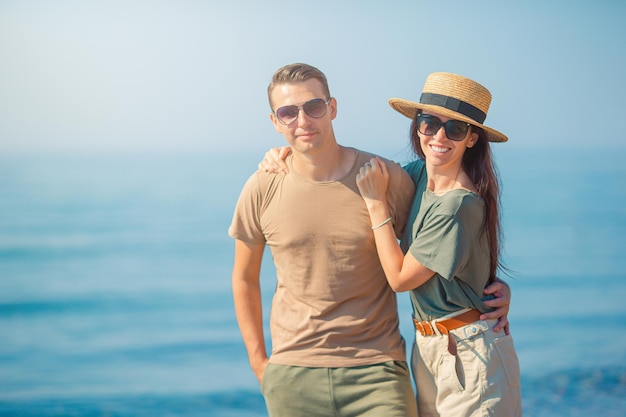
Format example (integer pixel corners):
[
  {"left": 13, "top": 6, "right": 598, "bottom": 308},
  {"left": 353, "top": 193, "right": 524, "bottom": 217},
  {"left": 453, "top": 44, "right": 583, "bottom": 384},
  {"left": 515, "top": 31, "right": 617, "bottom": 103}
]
[{"left": 229, "top": 63, "right": 509, "bottom": 417}]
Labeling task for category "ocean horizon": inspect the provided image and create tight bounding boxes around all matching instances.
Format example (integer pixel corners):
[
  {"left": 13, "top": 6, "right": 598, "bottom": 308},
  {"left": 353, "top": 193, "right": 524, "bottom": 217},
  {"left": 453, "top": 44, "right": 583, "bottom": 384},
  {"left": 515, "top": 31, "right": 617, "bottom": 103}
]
[{"left": 1, "top": 148, "right": 625, "bottom": 416}]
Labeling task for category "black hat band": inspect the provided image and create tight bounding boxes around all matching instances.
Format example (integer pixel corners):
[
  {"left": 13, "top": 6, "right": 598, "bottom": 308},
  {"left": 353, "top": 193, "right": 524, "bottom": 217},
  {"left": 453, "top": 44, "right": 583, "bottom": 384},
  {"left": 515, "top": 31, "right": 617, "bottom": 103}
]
[{"left": 420, "top": 93, "right": 487, "bottom": 124}]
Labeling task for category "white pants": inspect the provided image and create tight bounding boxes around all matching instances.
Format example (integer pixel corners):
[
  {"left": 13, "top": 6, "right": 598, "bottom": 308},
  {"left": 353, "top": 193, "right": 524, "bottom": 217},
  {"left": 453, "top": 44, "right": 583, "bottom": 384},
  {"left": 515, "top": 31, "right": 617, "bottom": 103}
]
[{"left": 411, "top": 318, "right": 522, "bottom": 417}]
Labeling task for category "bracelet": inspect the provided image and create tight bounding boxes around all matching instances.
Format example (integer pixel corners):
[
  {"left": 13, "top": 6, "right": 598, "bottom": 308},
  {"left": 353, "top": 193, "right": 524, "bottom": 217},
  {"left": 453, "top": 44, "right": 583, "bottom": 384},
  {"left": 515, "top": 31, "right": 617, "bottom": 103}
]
[{"left": 371, "top": 217, "right": 393, "bottom": 230}]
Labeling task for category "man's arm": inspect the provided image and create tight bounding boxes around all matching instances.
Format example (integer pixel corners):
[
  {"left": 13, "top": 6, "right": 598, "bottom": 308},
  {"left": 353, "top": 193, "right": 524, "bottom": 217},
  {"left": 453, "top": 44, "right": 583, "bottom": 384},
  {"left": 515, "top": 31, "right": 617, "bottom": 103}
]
[{"left": 232, "top": 239, "right": 268, "bottom": 384}]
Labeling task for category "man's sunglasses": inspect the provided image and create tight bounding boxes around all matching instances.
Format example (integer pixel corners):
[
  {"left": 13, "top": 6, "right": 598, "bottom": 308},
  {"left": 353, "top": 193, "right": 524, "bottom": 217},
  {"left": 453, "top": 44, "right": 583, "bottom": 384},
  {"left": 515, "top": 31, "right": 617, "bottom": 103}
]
[
  {"left": 416, "top": 113, "right": 471, "bottom": 141},
  {"left": 274, "top": 98, "right": 331, "bottom": 125}
]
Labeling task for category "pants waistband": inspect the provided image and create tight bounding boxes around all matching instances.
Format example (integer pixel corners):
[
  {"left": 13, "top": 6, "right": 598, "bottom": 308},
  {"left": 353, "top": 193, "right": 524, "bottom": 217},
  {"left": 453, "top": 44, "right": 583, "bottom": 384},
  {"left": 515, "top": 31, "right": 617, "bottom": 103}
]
[{"left": 413, "top": 308, "right": 481, "bottom": 337}]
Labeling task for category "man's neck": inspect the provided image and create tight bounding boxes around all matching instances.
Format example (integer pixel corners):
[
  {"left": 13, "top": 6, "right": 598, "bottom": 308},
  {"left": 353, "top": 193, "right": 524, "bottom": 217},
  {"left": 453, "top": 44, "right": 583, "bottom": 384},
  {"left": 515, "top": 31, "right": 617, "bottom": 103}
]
[{"left": 291, "top": 144, "right": 355, "bottom": 182}]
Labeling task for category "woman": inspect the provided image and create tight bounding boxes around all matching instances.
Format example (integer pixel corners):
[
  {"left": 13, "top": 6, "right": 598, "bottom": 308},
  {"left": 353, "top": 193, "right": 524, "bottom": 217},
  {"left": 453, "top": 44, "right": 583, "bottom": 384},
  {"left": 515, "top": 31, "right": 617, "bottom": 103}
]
[{"left": 356, "top": 72, "right": 522, "bottom": 416}]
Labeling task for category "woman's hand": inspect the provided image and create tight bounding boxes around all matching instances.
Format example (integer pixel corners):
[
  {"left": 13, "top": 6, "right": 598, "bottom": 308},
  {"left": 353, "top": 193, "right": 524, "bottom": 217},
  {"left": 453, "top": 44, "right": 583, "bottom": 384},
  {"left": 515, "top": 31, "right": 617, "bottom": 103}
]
[
  {"left": 356, "top": 157, "right": 390, "bottom": 210},
  {"left": 258, "top": 146, "right": 291, "bottom": 174}
]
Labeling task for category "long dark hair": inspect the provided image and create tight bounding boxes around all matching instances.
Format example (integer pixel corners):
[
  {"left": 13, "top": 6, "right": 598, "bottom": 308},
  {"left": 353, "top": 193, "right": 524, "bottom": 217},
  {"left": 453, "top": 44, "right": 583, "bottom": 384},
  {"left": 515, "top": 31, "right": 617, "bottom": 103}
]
[{"left": 410, "top": 116, "right": 504, "bottom": 284}]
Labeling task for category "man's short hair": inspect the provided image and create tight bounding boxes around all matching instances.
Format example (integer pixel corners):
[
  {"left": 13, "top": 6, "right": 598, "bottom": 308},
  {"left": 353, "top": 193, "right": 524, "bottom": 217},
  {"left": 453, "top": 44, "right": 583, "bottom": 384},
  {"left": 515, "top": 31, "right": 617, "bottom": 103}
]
[{"left": 268, "top": 63, "right": 331, "bottom": 109}]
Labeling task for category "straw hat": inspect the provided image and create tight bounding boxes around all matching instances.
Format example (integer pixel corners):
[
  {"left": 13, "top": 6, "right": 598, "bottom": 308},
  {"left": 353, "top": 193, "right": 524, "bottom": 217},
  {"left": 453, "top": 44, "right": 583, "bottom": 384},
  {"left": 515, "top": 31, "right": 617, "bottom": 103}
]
[{"left": 389, "top": 72, "right": 507, "bottom": 142}]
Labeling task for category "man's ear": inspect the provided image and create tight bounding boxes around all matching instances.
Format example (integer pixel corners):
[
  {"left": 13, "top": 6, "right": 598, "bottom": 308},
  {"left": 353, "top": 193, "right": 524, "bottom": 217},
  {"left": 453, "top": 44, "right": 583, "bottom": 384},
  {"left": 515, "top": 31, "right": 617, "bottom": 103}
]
[
  {"left": 270, "top": 113, "right": 281, "bottom": 133},
  {"left": 329, "top": 97, "right": 337, "bottom": 120}
]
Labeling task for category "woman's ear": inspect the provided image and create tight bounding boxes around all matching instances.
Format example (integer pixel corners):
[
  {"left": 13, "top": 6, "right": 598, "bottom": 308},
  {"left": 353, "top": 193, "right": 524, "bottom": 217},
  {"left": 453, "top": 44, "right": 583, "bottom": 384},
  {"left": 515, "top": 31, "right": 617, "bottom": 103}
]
[{"left": 467, "top": 132, "right": 479, "bottom": 148}]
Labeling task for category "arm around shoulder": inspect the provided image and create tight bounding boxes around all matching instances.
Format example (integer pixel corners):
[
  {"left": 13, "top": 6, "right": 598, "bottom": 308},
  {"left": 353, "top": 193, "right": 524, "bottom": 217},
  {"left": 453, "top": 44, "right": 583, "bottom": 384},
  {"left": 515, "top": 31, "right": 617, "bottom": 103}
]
[{"left": 481, "top": 277, "right": 511, "bottom": 335}]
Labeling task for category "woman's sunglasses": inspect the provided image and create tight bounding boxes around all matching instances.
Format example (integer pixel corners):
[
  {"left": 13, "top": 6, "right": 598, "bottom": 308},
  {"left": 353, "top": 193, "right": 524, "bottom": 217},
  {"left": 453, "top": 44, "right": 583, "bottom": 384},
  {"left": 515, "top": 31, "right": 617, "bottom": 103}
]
[
  {"left": 416, "top": 113, "right": 471, "bottom": 141},
  {"left": 274, "top": 98, "right": 331, "bottom": 125}
]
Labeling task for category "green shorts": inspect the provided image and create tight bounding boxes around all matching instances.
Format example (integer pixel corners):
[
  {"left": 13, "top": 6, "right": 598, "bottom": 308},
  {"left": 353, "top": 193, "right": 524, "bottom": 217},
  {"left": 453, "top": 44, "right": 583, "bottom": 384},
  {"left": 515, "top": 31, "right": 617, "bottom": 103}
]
[{"left": 261, "top": 361, "right": 417, "bottom": 417}]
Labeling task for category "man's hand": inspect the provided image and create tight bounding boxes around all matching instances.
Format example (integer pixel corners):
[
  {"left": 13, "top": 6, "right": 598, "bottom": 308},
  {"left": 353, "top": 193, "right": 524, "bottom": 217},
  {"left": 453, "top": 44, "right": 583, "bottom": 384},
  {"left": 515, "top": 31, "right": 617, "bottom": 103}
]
[
  {"left": 481, "top": 279, "right": 511, "bottom": 335},
  {"left": 251, "top": 356, "right": 270, "bottom": 385}
]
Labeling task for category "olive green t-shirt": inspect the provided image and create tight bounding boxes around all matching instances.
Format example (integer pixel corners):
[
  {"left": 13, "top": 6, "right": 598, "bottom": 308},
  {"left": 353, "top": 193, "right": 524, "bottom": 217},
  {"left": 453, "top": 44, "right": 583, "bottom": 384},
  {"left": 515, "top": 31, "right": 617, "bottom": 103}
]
[{"left": 407, "top": 188, "right": 492, "bottom": 321}]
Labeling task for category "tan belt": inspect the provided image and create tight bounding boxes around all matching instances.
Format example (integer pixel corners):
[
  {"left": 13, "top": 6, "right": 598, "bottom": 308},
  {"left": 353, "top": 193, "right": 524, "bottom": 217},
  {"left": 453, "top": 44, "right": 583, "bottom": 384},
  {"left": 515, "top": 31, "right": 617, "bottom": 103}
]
[
  {"left": 413, "top": 309, "right": 481, "bottom": 355},
  {"left": 413, "top": 308, "right": 481, "bottom": 336}
]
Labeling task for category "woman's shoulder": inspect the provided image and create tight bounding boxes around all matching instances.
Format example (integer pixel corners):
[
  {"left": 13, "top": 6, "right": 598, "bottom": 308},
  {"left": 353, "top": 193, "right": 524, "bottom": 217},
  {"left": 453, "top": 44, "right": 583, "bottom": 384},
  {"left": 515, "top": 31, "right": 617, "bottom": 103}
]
[
  {"left": 403, "top": 158, "right": 426, "bottom": 173},
  {"left": 432, "top": 189, "right": 484, "bottom": 219},
  {"left": 402, "top": 159, "right": 427, "bottom": 185}
]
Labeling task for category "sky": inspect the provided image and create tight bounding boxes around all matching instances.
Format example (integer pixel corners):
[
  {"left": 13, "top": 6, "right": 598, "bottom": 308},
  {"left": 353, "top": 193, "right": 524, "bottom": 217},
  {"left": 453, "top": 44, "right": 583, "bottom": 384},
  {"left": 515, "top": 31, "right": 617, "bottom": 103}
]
[{"left": 1, "top": 0, "right": 625, "bottom": 156}]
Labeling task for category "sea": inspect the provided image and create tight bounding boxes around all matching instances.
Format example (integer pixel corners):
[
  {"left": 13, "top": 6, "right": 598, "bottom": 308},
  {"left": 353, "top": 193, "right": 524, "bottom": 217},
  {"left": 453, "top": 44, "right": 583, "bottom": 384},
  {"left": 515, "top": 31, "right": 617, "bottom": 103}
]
[{"left": 0, "top": 148, "right": 625, "bottom": 416}]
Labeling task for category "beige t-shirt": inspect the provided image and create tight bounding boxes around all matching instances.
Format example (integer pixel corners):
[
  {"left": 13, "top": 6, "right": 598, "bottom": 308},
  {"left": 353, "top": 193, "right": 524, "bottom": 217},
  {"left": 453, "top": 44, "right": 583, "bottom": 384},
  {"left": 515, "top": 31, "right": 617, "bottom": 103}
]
[{"left": 229, "top": 148, "right": 415, "bottom": 367}]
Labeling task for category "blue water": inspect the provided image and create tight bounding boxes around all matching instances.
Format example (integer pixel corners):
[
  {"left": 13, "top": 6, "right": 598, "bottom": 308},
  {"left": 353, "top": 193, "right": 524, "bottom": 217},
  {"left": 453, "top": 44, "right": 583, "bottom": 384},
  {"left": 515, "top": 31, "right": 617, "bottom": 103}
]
[{"left": 1, "top": 149, "right": 625, "bottom": 416}]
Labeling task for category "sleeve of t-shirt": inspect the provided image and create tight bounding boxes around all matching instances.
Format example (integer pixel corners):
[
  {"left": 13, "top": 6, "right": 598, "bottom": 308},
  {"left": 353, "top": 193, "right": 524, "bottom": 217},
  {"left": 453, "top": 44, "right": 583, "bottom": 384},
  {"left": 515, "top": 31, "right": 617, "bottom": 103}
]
[
  {"left": 228, "top": 172, "right": 266, "bottom": 244},
  {"left": 408, "top": 197, "right": 472, "bottom": 280},
  {"left": 402, "top": 159, "right": 427, "bottom": 186}
]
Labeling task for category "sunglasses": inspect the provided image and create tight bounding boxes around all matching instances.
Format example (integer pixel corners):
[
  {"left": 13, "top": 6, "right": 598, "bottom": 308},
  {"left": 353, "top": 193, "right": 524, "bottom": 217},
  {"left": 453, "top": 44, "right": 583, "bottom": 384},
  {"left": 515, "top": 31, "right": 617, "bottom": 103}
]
[
  {"left": 416, "top": 113, "right": 471, "bottom": 141},
  {"left": 274, "top": 97, "right": 331, "bottom": 125}
]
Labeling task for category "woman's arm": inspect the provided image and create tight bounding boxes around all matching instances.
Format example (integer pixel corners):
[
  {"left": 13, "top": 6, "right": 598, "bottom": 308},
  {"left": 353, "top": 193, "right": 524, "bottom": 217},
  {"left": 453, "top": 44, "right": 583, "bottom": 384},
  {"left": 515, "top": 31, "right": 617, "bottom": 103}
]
[{"left": 356, "top": 157, "right": 435, "bottom": 292}]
